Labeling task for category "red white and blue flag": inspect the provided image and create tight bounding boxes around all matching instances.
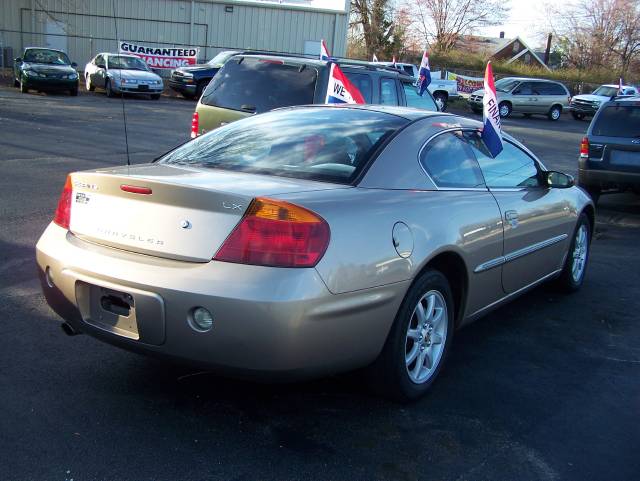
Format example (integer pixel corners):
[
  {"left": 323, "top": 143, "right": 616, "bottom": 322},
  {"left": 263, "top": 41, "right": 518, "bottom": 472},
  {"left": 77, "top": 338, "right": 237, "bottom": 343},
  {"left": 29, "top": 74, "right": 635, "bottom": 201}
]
[
  {"left": 416, "top": 51, "right": 431, "bottom": 96},
  {"left": 481, "top": 61, "right": 503, "bottom": 157},
  {"left": 320, "top": 39, "right": 331, "bottom": 61},
  {"left": 325, "top": 63, "right": 366, "bottom": 104}
]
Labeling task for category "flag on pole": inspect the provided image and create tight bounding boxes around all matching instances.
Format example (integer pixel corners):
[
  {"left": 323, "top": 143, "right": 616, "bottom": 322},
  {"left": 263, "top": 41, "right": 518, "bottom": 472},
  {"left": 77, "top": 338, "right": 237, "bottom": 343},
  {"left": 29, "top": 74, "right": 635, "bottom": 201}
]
[
  {"left": 372, "top": 53, "right": 378, "bottom": 63},
  {"left": 416, "top": 51, "right": 431, "bottom": 96},
  {"left": 320, "top": 39, "right": 331, "bottom": 61},
  {"left": 392, "top": 55, "right": 397, "bottom": 68},
  {"left": 481, "top": 61, "right": 503, "bottom": 157},
  {"left": 618, "top": 77, "right": 624, "bottom": 94},
  {"left": 325, "top": 63, "right": 366, "bottom": 104}
]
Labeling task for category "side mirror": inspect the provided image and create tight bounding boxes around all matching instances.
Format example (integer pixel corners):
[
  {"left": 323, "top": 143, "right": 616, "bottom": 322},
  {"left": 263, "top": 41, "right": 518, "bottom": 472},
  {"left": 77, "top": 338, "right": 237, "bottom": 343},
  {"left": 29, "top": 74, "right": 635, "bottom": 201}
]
[
  {"left": 15, "top": 57, "right": 22, "bottom": 63},
  {"left": 71, "top": 62, "right": 77, "bottom": 68},
  {"left": 544, "top": 171, "right": 574, "bottom": 188}
]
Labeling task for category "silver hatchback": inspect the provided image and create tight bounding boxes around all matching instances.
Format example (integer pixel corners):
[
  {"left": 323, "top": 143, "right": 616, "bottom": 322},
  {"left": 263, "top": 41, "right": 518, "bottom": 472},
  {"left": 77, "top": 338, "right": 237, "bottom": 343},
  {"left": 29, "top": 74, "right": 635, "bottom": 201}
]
[{"left": 469, "top": 77, "right": 571, "bottom": 121}]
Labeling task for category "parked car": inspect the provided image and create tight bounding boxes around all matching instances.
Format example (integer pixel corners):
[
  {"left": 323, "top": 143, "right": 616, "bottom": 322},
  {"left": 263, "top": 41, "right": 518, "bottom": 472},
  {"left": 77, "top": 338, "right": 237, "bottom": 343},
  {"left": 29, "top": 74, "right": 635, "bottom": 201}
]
[
  {"left": 84, "top": 53, "right": 164, "bottom": 99},
  {"left": 192, "top": 53, "right": 438, "bottom": 136},
  {"left": 468, "top": 77, "right": 571, "bottom": 120},
  {"left": 578, "top": 96, "right": 640, "bottom": 203},
  {"left": 169, "top": 50, "right": 239, "bottom": 99},
  {"left": 378, "top": 61, "right": 459, "bottom": 111},
  {"left": 570, "top": 84, "right": 639, "bottom": 120},
  {"left": 13, "top": 47, "right": 79, "bottom": 96},
  {"left": 36, "top": 105, "right": 593, "bottom": 401}
]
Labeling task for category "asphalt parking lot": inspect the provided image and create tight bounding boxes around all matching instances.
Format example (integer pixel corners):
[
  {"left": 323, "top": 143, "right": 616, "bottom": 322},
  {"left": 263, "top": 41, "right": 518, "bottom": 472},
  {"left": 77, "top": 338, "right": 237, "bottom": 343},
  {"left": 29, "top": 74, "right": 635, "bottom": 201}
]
[{"left": 1, "top": 85, "right": 639, "bottom": 481}]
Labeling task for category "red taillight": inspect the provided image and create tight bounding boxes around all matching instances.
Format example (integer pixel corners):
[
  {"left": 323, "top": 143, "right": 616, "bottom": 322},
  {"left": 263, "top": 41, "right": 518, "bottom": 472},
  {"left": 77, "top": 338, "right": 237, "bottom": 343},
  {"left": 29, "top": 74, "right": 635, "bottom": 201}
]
[
  {"left": 580, "top": 136, "right": 589, "bottom": 158},
  {"left": 53, "top": 175, "right": 73, "bottom": 229},
  {"left": 214, "top": 197, "right": 330, "bottom": 268},
  {"left": 190, "top": 112, "right": 199, "bottom": 139}
]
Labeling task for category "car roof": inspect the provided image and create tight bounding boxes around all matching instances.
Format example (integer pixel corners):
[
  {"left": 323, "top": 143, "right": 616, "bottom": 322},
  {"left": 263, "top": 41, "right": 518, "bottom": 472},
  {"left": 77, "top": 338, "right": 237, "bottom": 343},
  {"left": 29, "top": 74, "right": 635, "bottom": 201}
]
[
  {"left": 600, "top": 84, "right": 635, "bottom": 88},
  {"left": 501, "top": 76, "right": 561, "bottom": 83},
  {"left": 98, "top": 52, "right": 138, "bottom": 58},
  {"left": 235, "top": 53, "right": 412, "bottom": 77},
  {"left": 280, "top": 103, "right": 472, "bottom": 122},
  {"left": 24, "top": 46, "right": 66, "bottom": 54}
]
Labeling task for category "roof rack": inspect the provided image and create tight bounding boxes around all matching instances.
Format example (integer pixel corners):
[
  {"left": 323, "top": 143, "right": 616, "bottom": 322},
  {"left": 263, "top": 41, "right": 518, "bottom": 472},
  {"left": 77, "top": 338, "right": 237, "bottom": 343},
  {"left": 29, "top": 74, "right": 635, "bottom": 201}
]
[{"left": 231, "top": 50, "right": 413, "bottom": 76}]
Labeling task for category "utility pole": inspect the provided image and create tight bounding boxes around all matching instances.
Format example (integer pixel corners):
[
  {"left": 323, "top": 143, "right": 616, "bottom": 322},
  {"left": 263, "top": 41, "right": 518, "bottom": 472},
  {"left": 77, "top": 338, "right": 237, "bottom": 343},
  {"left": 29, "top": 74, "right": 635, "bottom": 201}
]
[{"left": 544, "top": 33, "right": 553, "bottom": 65}]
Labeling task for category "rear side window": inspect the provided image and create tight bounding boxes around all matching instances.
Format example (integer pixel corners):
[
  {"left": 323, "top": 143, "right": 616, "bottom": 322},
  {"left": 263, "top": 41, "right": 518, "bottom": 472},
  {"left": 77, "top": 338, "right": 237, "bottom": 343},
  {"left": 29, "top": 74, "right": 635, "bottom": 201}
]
[
  {"left": 592, "top": 105, "right": 640, "bottom": 137},
  {"left": 201, "top": 57, "right": 317, "bottom": 113},
  {"left": 548, "top": 83, "right": 568, "bottom": 95},
  {"left": 402, "top": 65, "right": 414, "bottom": 76},
  {"left": 465, "top": 133, "right": 541, "bottom": 188},
  {"left": 380, "top": 78, "right": 399, "bottom": 105},
  {"left": 402, "top": 83, "right": 438, "bottom": 111},
  {"left": 420, "top": 132, "right": 486, "bottom": 188},
  {"left": 159, "top": 108, "right": 408, "bottom": 184},
  {"left": 343, "top": 72, "right": 372, "bottom": 103}
]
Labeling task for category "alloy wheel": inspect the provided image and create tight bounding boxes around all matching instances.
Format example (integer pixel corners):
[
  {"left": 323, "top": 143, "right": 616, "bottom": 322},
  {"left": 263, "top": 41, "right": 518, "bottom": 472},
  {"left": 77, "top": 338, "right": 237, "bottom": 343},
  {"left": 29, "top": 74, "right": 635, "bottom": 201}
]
[
  {"left": 405, "top": 290, "right": 448, "bottom": 384},
  {"left": 571, "top": 224, "right": 588, "bottom": 283}
]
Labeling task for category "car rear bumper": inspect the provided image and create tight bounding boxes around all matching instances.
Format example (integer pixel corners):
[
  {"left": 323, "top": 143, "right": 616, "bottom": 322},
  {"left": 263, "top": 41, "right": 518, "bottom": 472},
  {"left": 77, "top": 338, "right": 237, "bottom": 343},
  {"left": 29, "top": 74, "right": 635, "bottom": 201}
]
[
  {"left": 36, "top": 223, "right": 405, "bottom": 380},
  {"left": 112, "top": 85, "right": 163, "bottom": 95},
  {"left": 578, "top": 166, "right": 640, "bottom": 190}
]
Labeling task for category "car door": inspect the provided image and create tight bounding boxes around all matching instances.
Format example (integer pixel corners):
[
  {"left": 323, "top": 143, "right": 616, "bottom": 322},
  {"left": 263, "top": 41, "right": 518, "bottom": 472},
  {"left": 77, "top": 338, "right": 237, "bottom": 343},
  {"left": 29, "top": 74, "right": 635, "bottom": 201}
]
[
  {"left": 92, "top": 55, "right": 107, "bottom": 88},
  {"left": 419, "top": 130, "right": 505, "bottom": 313},
  {"left": 466, "top": 133, "right": 574, "bottom": 294},
  {"left": 511, "top": 82, "right": 539, "bottom": 114}
]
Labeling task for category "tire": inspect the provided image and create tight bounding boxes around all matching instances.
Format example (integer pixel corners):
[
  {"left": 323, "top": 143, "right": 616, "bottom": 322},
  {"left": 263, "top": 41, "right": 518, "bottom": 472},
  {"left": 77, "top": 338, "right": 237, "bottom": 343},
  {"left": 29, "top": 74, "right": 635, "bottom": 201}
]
[
  {"left": 150, "top": 94, "right": 161, "bottom": 100},
  {"left": 498, "top": 101, "right": 512, "bottom": 118},
  {"left": 571, "top": 111, "right": 585, "bottom": 121},
  {"left": 20, "top": 79, "right": 28, "bottom": 93},
  {"left": 548, "top": 105, "right": 562, "bottom": 121},
  {"left": 85, "top": 75, "right": 95, "bottom": 91},
  {"left": 14, "top": 78, "right": 20, "bottom": 88},
  {"left": 105, "top": 79, "right": 115, "bottom": 98},
  {"left": 69, "top": 87, "right": 78, "bottom": 96},
  {"left": 367, "top": 269, "right": 455, "bottom": 401},
  {"left": 433, "top": 92, "right": 448, "bottom": 112},
  {"left": 553, "top": 213, "right": 591, "bottom": 292}
]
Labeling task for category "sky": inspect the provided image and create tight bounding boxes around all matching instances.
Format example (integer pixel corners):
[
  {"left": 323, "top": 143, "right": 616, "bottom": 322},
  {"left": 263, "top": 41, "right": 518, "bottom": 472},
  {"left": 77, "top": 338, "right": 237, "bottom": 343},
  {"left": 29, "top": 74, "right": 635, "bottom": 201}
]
[{"left": 479, "top": 0, "right": 551, "bottom": 48}]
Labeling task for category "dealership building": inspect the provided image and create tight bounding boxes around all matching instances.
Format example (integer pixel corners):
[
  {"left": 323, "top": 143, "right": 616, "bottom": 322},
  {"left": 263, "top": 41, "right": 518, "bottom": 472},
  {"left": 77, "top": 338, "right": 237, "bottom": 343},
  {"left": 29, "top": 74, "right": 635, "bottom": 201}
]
[{"left": 0, "top": 0, "right": 350, "bottom": 69}]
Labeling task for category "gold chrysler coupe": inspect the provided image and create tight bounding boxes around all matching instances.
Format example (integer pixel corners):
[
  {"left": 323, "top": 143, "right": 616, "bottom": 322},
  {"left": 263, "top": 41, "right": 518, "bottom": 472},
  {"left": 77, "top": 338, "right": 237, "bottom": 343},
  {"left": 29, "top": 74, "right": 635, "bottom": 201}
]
[{"left": 36, "top": 105, "right": 594, "bottom": 400}]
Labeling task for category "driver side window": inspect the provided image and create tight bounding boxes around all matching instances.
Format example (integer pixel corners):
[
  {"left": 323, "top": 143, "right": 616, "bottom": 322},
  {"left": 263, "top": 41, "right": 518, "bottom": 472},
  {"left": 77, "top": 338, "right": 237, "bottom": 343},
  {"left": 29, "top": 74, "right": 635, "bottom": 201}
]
[{"left": 465, "top": 133, "right": 541, "bottom": 188}]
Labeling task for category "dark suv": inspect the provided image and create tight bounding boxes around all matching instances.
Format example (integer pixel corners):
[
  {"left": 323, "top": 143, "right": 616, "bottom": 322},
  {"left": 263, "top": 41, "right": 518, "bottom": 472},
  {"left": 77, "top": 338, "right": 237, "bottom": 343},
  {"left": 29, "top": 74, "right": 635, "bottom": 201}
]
[
  {"left": 193, "top": 54, "right": 438, "bottom": 135},
  {"left": 169, "top": 50, "right": 239, "bottom": 99},
  {"left": 578, "top": 96, "right": 640, "bottom": 203}
]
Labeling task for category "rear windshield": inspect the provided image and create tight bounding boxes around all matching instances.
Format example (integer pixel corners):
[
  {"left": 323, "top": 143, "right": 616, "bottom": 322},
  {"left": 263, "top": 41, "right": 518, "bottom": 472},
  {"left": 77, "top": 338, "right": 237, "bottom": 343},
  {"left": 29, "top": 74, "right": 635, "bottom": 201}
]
[
  {"left": 592, "top": 105, "right": 640, "bottom": 137},
  {"left": 158, "top": 108, "right": 408, "bottom": 184},
  {"left": 201, "top": 57, "right": 318, "bottom": 113}
]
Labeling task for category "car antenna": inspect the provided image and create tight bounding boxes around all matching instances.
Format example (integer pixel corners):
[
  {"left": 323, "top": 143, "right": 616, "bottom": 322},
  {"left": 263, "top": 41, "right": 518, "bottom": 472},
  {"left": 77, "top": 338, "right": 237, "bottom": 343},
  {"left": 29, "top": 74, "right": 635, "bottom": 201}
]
[{"left": 111, "top": 0, "right": 131, "bottom": 167}]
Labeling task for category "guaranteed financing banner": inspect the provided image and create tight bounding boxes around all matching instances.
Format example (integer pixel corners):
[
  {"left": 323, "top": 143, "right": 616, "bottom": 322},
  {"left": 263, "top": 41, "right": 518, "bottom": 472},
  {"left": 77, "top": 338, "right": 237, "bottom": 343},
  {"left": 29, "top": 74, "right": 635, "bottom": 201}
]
[
  {"left": 119, "top": 41, "right": 199, "bottom": 69},
  {"left": 446, "top": 72, "right": 484, "bottom": 94}
]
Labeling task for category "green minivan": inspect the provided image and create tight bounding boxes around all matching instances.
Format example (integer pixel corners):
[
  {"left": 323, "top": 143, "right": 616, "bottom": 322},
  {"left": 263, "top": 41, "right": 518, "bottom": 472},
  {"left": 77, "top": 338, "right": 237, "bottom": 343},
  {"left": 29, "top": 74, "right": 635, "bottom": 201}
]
[{"left": 192, "top": 53, "right": 438, "bottom": 136}]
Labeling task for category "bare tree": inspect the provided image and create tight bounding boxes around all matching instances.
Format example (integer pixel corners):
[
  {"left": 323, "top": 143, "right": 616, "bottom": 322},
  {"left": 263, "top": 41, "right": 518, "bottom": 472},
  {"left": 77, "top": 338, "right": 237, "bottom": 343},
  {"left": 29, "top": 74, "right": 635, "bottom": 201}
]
[
  {"left": 549, "top": 0, "right": 640, "bottom": 76},
  {"left": 410, "top": 0, "right": 510, "bottom": 52}
]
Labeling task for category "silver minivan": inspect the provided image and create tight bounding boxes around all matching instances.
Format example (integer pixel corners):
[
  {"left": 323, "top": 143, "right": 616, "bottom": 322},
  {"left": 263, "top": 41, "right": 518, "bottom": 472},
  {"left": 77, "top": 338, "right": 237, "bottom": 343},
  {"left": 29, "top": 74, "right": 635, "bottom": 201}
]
[{"left": 468, "top": 77, "right": 571, "bottom": 121}]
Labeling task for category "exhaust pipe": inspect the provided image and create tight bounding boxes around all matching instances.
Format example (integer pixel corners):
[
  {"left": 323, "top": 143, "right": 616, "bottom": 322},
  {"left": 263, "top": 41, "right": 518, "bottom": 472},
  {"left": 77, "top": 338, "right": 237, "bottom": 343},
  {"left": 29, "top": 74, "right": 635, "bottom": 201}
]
[{"left": 61, "top": 322, "right": 80, "bottom": 336}]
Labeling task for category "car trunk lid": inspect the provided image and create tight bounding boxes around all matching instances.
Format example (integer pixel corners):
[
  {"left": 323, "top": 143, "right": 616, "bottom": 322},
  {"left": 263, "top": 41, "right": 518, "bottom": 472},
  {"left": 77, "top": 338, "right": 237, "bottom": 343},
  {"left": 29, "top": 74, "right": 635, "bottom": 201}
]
[{"left": 68, "top": 164, "right": 348, "bottom": 262}]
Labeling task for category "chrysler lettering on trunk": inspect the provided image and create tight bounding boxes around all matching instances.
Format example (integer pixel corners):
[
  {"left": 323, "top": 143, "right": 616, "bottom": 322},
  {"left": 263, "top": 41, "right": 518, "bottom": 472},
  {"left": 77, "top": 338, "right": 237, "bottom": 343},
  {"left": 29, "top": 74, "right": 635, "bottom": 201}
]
[{"left": 95, "top": 227, "right": 165, "bottom": 246}]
